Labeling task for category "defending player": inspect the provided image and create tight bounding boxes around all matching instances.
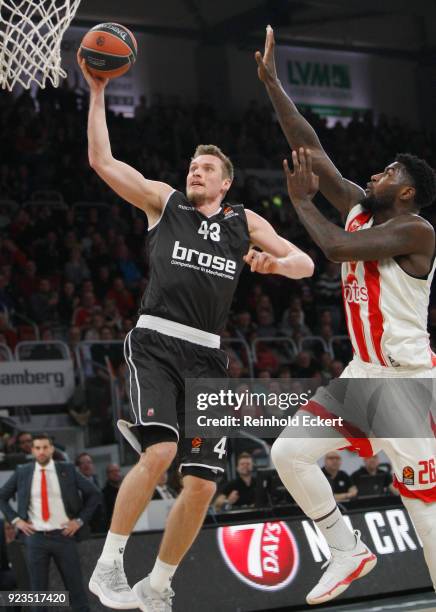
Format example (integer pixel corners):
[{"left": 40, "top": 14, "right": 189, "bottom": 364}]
[
  {"left": 78, "top": 54, "right": 314, "bottom": 611},
  {"left": 256, "top": 26, "right": 436, "bottom": 605}
]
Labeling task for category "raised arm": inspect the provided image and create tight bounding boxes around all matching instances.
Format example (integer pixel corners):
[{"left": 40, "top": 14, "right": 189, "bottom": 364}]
[
  {"left": 256, "top": 26, "right": 365, "bottom": 215},
  {"left": 244, "top": 209, "right": 314, "bottom": 279},
  {"left": 283, "top": 149, "right": 435, "bottom": 265},
  {"left": 78, "top": 53, "right": 173, "bottom": 226}
]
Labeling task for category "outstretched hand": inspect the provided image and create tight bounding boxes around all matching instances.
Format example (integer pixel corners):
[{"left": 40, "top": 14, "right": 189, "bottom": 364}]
[
  {"left": 283, "top": 148, "right": 319, "bottom": 206},
  {"left": 255, "top": 25, "right": 278, "bottom": 84},
  {"left": 76, "top": 49, "right": 109, "bottom": 93}
]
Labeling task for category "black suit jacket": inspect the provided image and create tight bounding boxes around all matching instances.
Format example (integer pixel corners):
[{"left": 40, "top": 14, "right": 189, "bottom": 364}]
[{"left": 0, "top": 461, "right": 101, "bottom": 538}]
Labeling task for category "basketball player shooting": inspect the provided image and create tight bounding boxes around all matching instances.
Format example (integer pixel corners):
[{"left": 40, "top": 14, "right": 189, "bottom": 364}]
[
  {"left": 77, "top": 53, "right": 314, "bottom": 611},
  {"left": 256, "top": 26, "right": 436, "bottom": 605}
]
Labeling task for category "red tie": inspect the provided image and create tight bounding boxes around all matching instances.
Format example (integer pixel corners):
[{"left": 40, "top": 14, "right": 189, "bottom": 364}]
[{"left": 40, "top": 469, "right": 50, "bottom": 521}]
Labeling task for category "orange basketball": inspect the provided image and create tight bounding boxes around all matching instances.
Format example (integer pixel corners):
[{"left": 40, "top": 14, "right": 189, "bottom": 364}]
[{"left": 79, "top": 22, "right": 137, "bottom": 80}]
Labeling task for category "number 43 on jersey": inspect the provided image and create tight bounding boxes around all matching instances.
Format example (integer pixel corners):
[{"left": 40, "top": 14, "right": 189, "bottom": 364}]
[{"left": 198, "top": 221, "right": 221, "bottom": 242}]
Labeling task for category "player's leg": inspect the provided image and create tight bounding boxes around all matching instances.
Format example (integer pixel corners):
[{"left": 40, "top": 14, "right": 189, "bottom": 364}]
[
  {"left": 402, "top": 497, "right": 436, "bottom": 590},
  {"left": 378, "top": 436, "right": 436, "bottom": 591},
  {"left": 133, "top": 450, "right": 222, "bottom": 610},
  {"left": 89, "top": 328, "right": 180, "bottom": 609},
  {"left": 271, "top": 400, "right": 377, "bottom": 605}
]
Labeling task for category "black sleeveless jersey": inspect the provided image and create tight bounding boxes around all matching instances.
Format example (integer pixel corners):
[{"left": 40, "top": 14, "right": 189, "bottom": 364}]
[{"left": 140, "top": 190, "right": 250, "bottom": 334}]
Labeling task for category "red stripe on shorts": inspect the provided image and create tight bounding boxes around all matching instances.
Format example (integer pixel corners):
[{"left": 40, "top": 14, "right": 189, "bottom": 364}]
[
  {"left": 304, "top": 400, "right": 374, "bottom": 458},
  {"left": 393, "top": 478, "right": 436, "bottom": 503}
]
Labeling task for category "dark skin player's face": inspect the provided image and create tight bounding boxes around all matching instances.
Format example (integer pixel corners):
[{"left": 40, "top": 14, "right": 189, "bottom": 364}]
[{"left": 362, "top": 161, "right": 415, "bottom": 213}]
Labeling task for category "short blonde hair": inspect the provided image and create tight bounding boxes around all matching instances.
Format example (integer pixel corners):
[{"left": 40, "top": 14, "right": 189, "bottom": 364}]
[{"left": 192, "top": 144, "right": 234, "bottom": 181}]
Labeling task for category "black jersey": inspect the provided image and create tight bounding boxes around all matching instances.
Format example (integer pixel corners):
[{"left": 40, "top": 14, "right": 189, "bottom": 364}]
[{"left": 140, "top": 190, "right": 250, "bottom": 334}]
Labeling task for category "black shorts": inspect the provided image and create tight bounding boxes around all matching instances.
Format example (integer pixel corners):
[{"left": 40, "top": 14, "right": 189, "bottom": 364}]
[{"left": 118, "top": 327, "right": 229, "bottom": 478}]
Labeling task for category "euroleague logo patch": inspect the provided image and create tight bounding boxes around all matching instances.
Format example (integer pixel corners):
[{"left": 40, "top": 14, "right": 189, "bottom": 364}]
[
  {"left": 403, "top": 466, "right": 414, "bottom": 485},
  {"left": 223, "top": 205, "right": 238, "bottom": 220},
  {"left": 218, "top": 521, "right": 299, "bottom": 591},
  {"left": 191, "top": 437, "right": 202, "bottom": 454}
]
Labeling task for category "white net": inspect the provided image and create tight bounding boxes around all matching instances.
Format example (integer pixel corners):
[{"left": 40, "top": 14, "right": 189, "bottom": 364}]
[{"left": 0, "top": 0, "right": 81, "bottom": 91}]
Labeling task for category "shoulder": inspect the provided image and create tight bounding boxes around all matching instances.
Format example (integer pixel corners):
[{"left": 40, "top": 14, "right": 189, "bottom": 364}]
[{"left": 385, "top": 214, "right": 435, "bottom": 245}]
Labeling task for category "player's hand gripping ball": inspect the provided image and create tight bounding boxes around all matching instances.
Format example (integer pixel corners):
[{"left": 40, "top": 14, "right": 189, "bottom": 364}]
[{"left": 79, "top": 22, "right": 137, "bottom": 79}]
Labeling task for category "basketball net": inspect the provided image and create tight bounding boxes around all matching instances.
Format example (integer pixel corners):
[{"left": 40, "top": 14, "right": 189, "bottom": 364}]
[{"left": 0, "top": 0, "right": 81, "bottom": 91}]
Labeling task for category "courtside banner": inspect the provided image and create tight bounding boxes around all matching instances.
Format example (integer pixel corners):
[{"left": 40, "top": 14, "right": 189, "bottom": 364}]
[
  {"left": 0, "top": 360, "right": 74, "bottom": 406},
  {"left": 75, "top": 505, "right": 432, "bottom": 611}
]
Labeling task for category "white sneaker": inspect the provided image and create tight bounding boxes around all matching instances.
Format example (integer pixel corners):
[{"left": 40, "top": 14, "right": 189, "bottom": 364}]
[
  {"left": 89, "top": 559, "right": 139, "bottom": 610},
  {"left": 132, "top": 576, "right": 174, "bottom": 612},
  {"left": 306, "top": 530, "right": 377, "bottom": 605}
]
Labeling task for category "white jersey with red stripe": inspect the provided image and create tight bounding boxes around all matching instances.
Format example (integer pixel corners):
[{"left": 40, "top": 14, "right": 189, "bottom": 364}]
[{"left": 342, "top": 204, "right": 436, "bottom": 369}]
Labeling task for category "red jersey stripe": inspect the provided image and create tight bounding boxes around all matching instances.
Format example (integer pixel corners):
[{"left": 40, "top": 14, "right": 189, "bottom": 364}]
[
  {"left": 364, "top": 261, "right": 387, "bottom": 366},
  {"left": 343, "top": 210, "right": 372, "bottom": 363}
]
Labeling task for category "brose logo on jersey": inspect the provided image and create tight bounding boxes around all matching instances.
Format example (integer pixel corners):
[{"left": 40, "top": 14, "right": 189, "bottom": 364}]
[{"left": 171, "top": 240, "right": 236, "bottom": 278}]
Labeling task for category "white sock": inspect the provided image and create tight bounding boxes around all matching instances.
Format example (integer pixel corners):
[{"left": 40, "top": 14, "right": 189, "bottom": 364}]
[
  {"left": 149, "top": 558, "right": 178, "bottom": 593},
  {"left": 315, "top": 506, "right": 356, "bottom": 551},
  {"left": 99, "top": 532, "right": 129, "bottom": 564}
]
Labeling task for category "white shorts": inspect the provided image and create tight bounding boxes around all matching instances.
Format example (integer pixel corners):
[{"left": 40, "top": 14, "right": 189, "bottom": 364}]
[
  {"left": 341, "top": 355, "right": 436, "bottom": 379},
  {"left": 336, "top": 356, "right": 436, "bottom": 503}
]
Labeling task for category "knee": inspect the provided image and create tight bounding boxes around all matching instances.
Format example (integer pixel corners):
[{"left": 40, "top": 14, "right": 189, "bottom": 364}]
[
  {"left": 139, "top": 441, "right": 177, "bottom": 470},
  {"left": 271, "top": 437, "right": 295, "bottom": 471},
  {"left": 183, "top": 475, "right": 217, "bottom": 503}
]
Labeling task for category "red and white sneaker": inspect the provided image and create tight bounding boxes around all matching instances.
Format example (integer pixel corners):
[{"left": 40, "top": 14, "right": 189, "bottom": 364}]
[{"left": 306, "top": 530, "right": 377, "bottom": 605}]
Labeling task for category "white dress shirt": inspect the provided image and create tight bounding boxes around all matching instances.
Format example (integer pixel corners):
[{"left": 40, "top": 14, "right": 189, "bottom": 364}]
[{"left": 28, "top": 459, "right": 70, "bottom": 530}]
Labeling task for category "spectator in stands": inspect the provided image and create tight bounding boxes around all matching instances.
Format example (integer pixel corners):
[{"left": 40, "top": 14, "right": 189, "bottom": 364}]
[
  {"left": 315, "top": 262, "right": 341, "bottom": 300},
  {"left": 256, "top": 308, "right": 277, "bottom": 338},
  {"left": 75, "top": 452, "right": 99, "bottom": 487},
  {"left": 0, "top": 433, "right": 100, "bottom": 611},
  {"left": 75, "top": 453, "right": 105, "bottom": 533},
  {"left": 233, "top": 311, "right": 257, "bottom": 342},
  {"left": 106, "top": 277, "right": 136, "bottom": 318},
  {"left": 215, "top": 453, "right": 255, "bottom": 511},
  {"left": 0, "top": 312, "right": 17, "bottom": 349},
  {"left": 58, "top": 281, "right": 79, "bottom": 325},
  {"left": 29, "top": 278, "right": 59, "bottom": 325},
  {"left": 72, "top": 291, "right": 97, "bottom": 328},
  {"left": 322, "top": 452, "right": 357, "bottom": 503},
  {"left": 351, "top": 456, "right": 398, "bottom": 497},
  {"left": 330, "top": 359, "right": 345, "bottom": 378},
  {"left": 0, "top": 271, "right": 16, "bottom": 313},
  {"left": 293, "top": 351, "right": 319, "bottom": 377},
  {"left": 102, "top": 298, "right": 122, "bottom": 330},
  {"left": 15, "top": 260, "right": 40, "bottom": 302},
  {"left": 116, "top": 244, "right": 141, "bottom": 288},
  {"left": 103, "top": 463, "right": 123, "bottom": 526},
  {"left": 0, "top": 518, "right": 16, "bottom": 588},
  {"left": 280, "top": 307, "right": 311, "bottom": 340},
  {"left": 64, "top": 247, "right": 90, "bottom": 287},
  {"left": 94, "top": 265, "right": 113, "bottom": 301},
  {"left": 152, "top": 471, "right": 177, "bottom": 500}
]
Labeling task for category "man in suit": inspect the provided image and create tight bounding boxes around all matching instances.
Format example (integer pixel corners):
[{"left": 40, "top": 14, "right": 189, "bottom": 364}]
[{"left": 0, "top": 433, "right": 100, "bottom": 612}]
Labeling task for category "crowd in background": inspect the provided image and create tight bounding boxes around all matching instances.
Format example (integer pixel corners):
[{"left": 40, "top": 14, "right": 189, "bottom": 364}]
[
  {"left": 1, "top": 85, "right": 436, "bottom": 375},
  {"left": 0, "top": 88, "right": 435, "bottom": 498}
]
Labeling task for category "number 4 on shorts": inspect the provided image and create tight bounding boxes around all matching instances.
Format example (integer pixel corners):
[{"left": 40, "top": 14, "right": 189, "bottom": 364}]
[{"left": 214, "top": 437, "right": 227, "bottom": 459}]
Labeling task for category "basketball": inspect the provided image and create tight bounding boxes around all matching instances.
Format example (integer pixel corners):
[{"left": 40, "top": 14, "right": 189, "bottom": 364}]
[{"left": 79, "top": 22, "right": 137, "bottom": 79}]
